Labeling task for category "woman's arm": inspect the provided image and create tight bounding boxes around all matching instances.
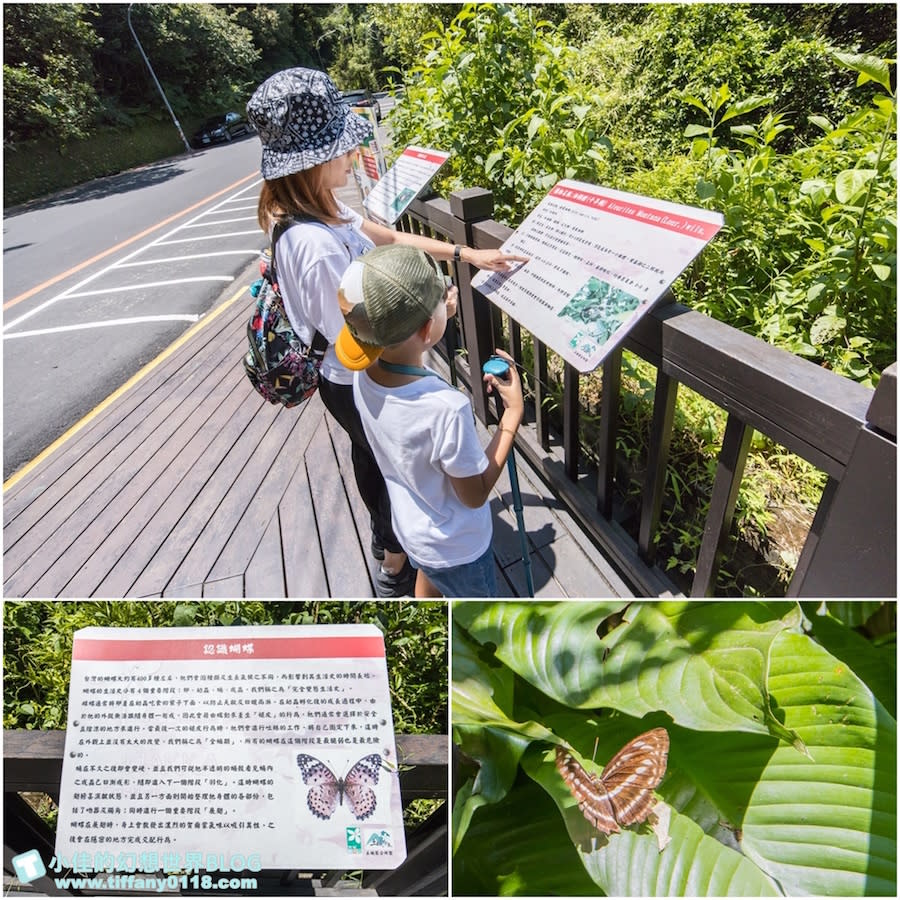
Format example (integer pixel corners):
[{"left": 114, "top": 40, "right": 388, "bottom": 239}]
[{"left": 360, "top": 218, "right": 528, "bottom": 272}]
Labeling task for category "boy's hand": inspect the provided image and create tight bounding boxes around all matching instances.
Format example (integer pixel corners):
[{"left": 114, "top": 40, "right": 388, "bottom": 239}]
[
  {"left": 483, "top": 349, "right": 524, "bottom": 424},
  {"left": 445, "top": 284, "right": 459, "bottom": 319}
]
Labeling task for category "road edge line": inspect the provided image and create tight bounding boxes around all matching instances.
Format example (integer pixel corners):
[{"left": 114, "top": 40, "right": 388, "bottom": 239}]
[
  {"left": 3, "top": 171, "right": 258, "bottom": 311},
  {"left": 3, "top": 284, "right": 249, "bottom": 493}
]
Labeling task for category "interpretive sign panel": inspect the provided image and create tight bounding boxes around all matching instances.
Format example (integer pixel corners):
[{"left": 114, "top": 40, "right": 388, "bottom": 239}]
[
  {"left": 55, "top": 625, "right": 407, "bottom": 872},
  {"left": 471, "top": 180, "right": 724, "bottom": 372},
  {"left": 351, "top": 105, "right": 386, "bottom": 201},
  {"left": 364, "top": 146, "right": 450, "bottom": 225}
]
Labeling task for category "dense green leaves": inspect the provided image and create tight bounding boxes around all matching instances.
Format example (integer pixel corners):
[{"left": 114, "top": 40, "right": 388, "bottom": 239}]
[
  {"left": 453, "top": 601, "right": 896, "bottom": 896},
  {"left": 388, "top": 2, "right": 606, "bottom": 223},
  {"left": 3, "top": 600, "right": 447, "bottom": 737}
]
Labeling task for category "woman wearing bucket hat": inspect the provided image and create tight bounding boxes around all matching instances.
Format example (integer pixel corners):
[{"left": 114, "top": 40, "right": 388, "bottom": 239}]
[{"left": 246, "top": 67, "right": 527, "bottom": 597}]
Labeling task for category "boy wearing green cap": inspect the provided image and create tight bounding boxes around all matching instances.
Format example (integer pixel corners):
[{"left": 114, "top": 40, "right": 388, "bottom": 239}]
[{"left": 335, "top": 245, "right": 524, "bottom": 597}]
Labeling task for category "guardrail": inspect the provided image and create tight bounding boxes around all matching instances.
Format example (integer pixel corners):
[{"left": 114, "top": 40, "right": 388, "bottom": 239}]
[{"left": 398, "top": 187, "right": 896, "bottom": 597}]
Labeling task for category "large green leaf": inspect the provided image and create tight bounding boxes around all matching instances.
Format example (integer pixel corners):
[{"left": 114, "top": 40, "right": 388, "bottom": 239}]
[
  {"left": 451, "top": 618, "right": 516, "bottom": 724},
  {"left": 804, "top": 608, "right": 896, "bottom": 714},
  {"left": 522, "top": 742, "right": 779, "bottom": 896},
  {"left": 806, "top": 601, "right": 887, "bottom": 630},
  {"left": 454, "top": 601, "right": 804, "bottom": 744},
  {"left": 453, "top": 777, "right": 603, "bottom": 896},
  {"left": 452, "top": 619, "right": 555, "bottom": 848},
  {"left": 673, "top": 631, "right": 896, "bottom": 895},
  {"left": 742, "top": 631, "right": 896, "bottom": 895}
]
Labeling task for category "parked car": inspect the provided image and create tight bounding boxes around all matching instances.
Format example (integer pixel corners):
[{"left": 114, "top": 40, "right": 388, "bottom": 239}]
[
  {"left": 340, "top": 89, "right": 381, "bottom": 122},
  {"left": 192, "top": 111, "right": 252, "bottom": 148}
]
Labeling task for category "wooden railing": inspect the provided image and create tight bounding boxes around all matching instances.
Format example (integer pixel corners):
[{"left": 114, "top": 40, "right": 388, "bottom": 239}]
[
  {"left": 398, "top": 187, "right": 897, "bottom": 597},
  {"left": 3, "top": 729, "right": 448, "bottom": 896}
]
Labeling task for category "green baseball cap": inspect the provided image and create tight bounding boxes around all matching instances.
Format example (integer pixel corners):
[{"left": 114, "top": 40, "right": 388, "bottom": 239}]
[{"left": 336, "top": 245, "right": 448, "bottom": 370}]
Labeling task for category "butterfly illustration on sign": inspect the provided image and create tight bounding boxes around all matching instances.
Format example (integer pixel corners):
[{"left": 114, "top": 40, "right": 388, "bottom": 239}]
[
  {"left": 296, "top": 753, "right": 383, "bottom": 821},
  {"left": 555, "top": 728, "right": 669, "bottom": 835}
]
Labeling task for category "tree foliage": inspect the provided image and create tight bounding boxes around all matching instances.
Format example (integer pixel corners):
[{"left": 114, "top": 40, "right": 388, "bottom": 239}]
[
  {"left": 3, "top": 600, "right": 447, "bottom": 738},
  {"left": 452, "top": 600, "right": 896, "bottom": 897},
  {"left": 3, "top": 3, "right": 101, "bottom": 144},
  {"left": 388, "top": 2, "right": 895, "bottom": 385}
]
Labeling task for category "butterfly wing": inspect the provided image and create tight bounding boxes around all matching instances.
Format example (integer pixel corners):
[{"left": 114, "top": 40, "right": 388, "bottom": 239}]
[
  {"left": 297, "top": 754, "right": 341, "bottom": 820},
  {"left": 600, "top": 727, "right": 669, "bottom": 827},
  {"left": 555, "top": 746, "right": 620, "bottom": 835},
  {"left": 342, "top": 754, "right": 382, "bottom": 821}
]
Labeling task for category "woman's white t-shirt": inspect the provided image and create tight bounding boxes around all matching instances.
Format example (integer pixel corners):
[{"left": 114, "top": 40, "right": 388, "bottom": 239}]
[
  {"left": 353, "top": 370, "right": 492, "bottom": 569},
  {"left": 275, "top": 202, "right": 375, "bottom": 386}
]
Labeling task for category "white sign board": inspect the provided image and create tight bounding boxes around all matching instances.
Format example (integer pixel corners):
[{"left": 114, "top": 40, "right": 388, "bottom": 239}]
[
  {"left": 471, "top": 180, "right": 724, "bottom": 372},
  {"left": 55, "top": 626, "right": 407, "bottom": 873},
  {"left": 364, "top": 146, "right": 450, "bottom": 225},
  {"left": 351, "top": 105, "right": 386, "bottom": 201}
]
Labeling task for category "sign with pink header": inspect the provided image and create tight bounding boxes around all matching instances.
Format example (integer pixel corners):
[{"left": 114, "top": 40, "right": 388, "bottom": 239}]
[
  {"left": 55, "top": 625, "right": 407, "bottom": 873},
  {"left": 472, "top": 180, "right": 724, "bottom": 372}
]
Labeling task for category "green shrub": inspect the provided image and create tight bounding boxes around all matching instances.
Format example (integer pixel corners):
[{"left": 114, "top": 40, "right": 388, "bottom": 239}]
[{"left": 453, "top": 601, "right": 896, "bottom": 896}]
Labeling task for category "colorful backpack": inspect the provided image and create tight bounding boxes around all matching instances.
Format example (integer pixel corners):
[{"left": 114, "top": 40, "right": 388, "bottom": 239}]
[{"left": 243, "top": 219, "right": 329, "bottom": 408}]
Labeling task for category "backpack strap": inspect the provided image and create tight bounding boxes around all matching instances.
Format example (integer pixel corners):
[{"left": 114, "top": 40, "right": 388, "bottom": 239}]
[{"left": 269, "top": 216, "right": 330, "bottom": 355}]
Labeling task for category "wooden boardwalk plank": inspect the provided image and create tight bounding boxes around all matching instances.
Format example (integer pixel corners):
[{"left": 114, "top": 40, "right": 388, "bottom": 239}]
[
  {"left": 115, "top": 398, "right": 278, "bottom": 597},
  {"left": 306, "top": 415, "right": 372, "bottom": 597},
  {"left": 164, "top": 401, "right": 301, "bottom": 591},
  {"left": 3, "top": 301, "right": 244, "bottom": 525},
  {"left": 326, "top": 410, "right": 382, "bottom": 586},
  {"left": 205, "top": 400, "right": 321, "bottom": 584},
  {"left": 244, "top": 509, "right": 287, "bottom": 598},
  {"left": 14, "top": 341, "right": 250, "bottom": 597},
  {"left": 202, "top": 575, "right": 244, "bottom": 598},
  {"left": 74, "top": 378, "right": 260, "bottom": 597},
  {"left": 279, "top": 426, "right": 331, "bottom": 599},
  {"left": 130, "top": 402, "right": 284, "bottom": 596}
]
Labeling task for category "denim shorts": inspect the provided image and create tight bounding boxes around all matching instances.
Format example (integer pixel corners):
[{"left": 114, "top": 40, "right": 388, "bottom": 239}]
[{"left": 417, "top": 546, "right": 497, "bottom": 598}]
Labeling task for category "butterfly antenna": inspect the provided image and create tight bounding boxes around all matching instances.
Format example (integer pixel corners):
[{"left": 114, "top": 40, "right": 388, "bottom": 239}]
[{"left": 592, "top": 736, "right": 600, "bottom": 763}]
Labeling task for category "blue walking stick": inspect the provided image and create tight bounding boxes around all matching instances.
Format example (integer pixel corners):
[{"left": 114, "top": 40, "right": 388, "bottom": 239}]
[{"left": 483, "top": 356, "right": 535, "bottom": 597}]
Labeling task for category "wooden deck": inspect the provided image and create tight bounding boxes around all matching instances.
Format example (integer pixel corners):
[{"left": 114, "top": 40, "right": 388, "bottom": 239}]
[{"left": 3, "top": 266, "right": 631, "bottom": 599}]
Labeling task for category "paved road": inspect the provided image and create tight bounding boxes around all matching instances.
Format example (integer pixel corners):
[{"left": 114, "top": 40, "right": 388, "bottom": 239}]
[
  {"left": 3, "top": 102, "right": 394, "bottom": 481},
  {"left": 3, "top": 135, "right": 268, "bottom": 479}
]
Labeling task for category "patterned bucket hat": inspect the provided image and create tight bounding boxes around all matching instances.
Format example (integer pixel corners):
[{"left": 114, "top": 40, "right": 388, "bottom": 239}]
[{"left": 246, "top": 68, "right": 373, "bottom": 180}]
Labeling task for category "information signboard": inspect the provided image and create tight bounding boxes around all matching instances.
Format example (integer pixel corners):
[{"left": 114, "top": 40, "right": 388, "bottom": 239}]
[
  {"left": 363, "top": 146, "right": 450, "bottom": 224},
  {"left": 55, "top": 625, "right": 407, "bottom": 873},
  {"left": 471, "top": 180, "right": 724, "bottom": 372},
  {"left": 350, "top": 105, "right": 386, "bottom": 202}
]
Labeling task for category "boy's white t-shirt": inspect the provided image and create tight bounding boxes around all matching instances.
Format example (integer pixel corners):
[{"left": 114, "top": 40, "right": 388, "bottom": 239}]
[
  {"left": 275, "top": 202, "right": 375, "bottom": 386},
  {"left": 353, "top": 370, "right": 492, "bottom": 569}
]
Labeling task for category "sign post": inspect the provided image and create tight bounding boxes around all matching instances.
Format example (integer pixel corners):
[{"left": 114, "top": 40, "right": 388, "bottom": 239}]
[
  {"left": 54, "top": 625, "right": 407, "bottom": 876},
  {"left": 471, "top": 180, "right": 724, "bottom": 372}
]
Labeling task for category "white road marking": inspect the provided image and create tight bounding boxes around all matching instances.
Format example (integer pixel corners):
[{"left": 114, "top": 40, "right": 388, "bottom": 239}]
[
  {"left": 4, "top": 314, "right": 201, "bottom": 340},
  {"left": 116, "top": 251, "right": 258, "bottom": 267},
  {"left": 182, "top": 216, "right": 257, "bottom": 227},
  {"left": 4, "top": 177, "right": 264, "bottom": 333},
  {"left": 63, "top": 276, "right": 234, "bottom": 298},
  {"left": 155, "top": 230, "right": 260, "bottom": 245}
]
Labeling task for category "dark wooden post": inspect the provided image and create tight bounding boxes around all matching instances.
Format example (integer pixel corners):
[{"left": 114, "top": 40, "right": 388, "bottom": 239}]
[
  {"left": 597, "top": 348, "right": 622, "bottom": 516},
  {"left": 789, "top": 363, "right": 897, "bottom": 596},
  {"left": 638, "top": 371, "right": 679, "bottom": 563},
  {"left": 450, "top": 188, "right": 496, "bottom": 424},
  {"left": 563, "top": 363, "right": 580, "bottom": 481},
  {"left": 691, "top": 414, "right": 753, "bottom": 596}
]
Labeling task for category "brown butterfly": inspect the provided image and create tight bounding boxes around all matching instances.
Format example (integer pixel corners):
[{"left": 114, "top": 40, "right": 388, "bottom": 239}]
[{"left": 555, "top": 727, "right": 669, "bottom": 835}]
